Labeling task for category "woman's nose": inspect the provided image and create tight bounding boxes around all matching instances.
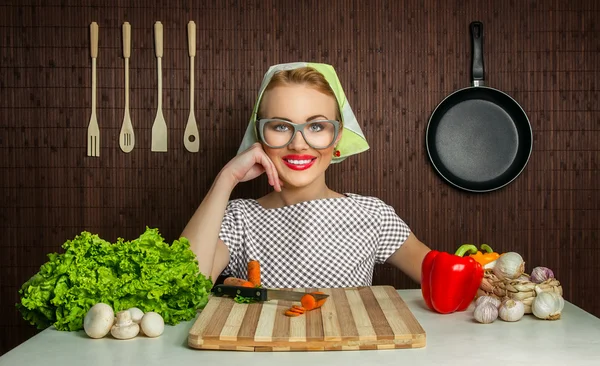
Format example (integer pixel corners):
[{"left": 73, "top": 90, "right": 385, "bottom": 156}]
[{"left": 288, "top": 130, "right": 309, "bottom": 151}]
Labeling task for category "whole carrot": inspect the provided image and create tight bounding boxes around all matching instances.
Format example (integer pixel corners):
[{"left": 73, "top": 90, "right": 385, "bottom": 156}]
[
  {"left": 223, "top": 277, "right": 254, "bottom": 288},
  {"left": 247, "top": 260, "right": 261, "bottom": 287}
]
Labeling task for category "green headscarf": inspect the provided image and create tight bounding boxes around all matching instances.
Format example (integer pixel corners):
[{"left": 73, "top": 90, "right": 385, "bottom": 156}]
[{"left": 237, "top": 62, "right": 369, "bottom": 163}]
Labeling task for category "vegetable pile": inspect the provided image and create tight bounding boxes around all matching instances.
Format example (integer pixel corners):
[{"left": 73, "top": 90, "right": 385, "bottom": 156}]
[
  {"left": 16, "top": 227, "right": 213, "bottom": 331},
  {"left": 473, "top": 247, "right": 565, "bottom": 323}
]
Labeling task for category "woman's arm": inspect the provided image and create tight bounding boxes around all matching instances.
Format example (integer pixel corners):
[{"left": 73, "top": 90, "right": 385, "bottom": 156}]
[
  {"left": 180, "top": 143, "right": 282, "bottom": 281},
  {"left": 181, "top": 172, "right": 237, "bottom": 281},
  {"left": 385, "top": 232, "right": 431, "bottom": 284}
]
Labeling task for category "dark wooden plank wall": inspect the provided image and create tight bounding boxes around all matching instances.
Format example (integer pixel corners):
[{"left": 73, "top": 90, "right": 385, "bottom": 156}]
[{"left": 0, "top": 0, "right": 598, "bottom": 355}]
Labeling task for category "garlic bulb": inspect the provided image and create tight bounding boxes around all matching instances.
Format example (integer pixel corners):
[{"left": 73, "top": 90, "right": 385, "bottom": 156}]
[
  {"left": 474, "top": 303, "right": 498, "bottom": 324},
  {"left": 532, "top": 287, "right": 564, "bottom": 320},
  {"left": 498, "top": 299, "right": 525, "bottom": 322},
  {"left": 530, "top": 266, "right": 555, "bottom": 284},
  {"left": 475, "top": 295, "right": 501, "bottom": 309},
  {"left": 492, "top": 252, "right": 525, "bottom": 279}
]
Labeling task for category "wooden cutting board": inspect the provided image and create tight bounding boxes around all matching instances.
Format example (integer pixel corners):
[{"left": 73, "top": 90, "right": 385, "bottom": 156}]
[{"left": 188, "top": 286, "right": 426, "bottom": 351}]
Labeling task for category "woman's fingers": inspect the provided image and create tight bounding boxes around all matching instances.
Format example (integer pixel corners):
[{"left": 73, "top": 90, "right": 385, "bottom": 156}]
[{"left": 257, "top": 151, "right": 281, "bottom": 192}]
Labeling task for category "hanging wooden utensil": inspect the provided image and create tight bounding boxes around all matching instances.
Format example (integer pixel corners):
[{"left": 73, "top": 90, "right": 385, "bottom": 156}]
[
  {"left": 184, "top": 20, "right": 200, "bottom": 153},
  {"left": 151, "top": 21, "right": 168, "bottom": 152},
  {"left": 119, "top": 21, "right": 135, "bottom": 153}
]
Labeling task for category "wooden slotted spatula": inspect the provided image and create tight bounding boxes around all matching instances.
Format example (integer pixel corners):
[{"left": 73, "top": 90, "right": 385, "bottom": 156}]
[
  {"left": 119, "top": 22, "right": 135, "bottom": 153},
  {"left": 183, "top": 20, "right": 199, "bottom": 153},
  {"left": 151, "top": 21, "right": 167, "bottom": 152}
]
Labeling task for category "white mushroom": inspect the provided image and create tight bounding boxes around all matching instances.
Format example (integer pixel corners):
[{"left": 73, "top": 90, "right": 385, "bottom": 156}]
[
  {"left": 140, "top": 312, "right": 164, "bottom": 338},
  {"left": 83, "top": 303, "right": 114, "bottom": 339},
  {"left": 127, "top": 307, "right": 144, "bottom": 324},
  {"left": 110, "top": 310, "right": 140, "bottom": 340}
]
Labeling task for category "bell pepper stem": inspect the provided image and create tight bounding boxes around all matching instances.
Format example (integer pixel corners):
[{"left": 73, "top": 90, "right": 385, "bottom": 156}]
[
  {"left": 455, "top": 244, "right": 479, "bottom": 257},
  {"left": 480, "top": 244, "right": 494, "bottom": 253}
]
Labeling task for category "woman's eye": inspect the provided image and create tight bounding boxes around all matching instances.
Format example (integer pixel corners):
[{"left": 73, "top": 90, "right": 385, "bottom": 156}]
[
  {"left": 274, "top": 124, "right": 290, "bottom": 132},
  {"left": 308, "top": 123, "right": 324, "bottom": 132}
]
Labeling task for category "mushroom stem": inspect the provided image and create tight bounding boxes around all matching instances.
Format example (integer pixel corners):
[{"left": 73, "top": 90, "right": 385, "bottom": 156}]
[{"left": 111, "top": 310, "right": 140, "bottom": 339}]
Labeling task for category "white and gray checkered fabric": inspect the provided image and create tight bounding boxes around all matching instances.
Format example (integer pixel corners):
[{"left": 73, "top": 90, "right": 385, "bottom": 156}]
[{"left": 218, "top": 193, "right": 411, "bottom": 288}]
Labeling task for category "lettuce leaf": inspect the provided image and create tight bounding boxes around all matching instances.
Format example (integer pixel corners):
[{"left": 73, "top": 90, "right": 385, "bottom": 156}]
[{"left": 16, "top": 227, "right": 213, "bottom": 331}]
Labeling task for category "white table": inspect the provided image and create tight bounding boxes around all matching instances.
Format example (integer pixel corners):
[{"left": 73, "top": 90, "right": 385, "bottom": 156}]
[{"left": 2, "top": 290, "right": 599, "bottom": 366}]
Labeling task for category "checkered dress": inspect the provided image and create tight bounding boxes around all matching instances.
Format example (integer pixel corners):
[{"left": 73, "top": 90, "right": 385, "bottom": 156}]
[{"left": 218, "top": 193, "right": 411, "bottom": 288}]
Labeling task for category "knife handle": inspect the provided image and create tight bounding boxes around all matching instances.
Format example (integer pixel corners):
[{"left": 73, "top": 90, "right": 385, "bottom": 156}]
[{"left": 212, "top": 285, "right": 267, "bottom": 301}]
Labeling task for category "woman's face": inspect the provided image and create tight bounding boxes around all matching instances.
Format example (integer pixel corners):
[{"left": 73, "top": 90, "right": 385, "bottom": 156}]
[{"left": 259, "top": 84, "right": 341, "bottom": 189}]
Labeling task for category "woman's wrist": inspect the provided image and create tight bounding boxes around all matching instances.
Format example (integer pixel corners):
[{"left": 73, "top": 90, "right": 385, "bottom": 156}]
[{"left": 214, "top": 170, "right": 238, "bottom": 193}]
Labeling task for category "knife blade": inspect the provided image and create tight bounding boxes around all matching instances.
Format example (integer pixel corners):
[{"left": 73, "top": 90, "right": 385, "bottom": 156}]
[{"left": 212, "top": 284, "right": 329, "bottom": 302}]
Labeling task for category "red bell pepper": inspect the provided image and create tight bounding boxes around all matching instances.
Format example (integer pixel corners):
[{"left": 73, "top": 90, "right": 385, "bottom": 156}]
[{"left": 421, "top": 244, "right": 484, "bottom": 314}]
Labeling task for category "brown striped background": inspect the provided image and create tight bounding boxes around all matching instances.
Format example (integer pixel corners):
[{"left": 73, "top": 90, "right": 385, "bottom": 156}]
[{"left": 0, "top": 0, "right": 598, "bottom": 356}]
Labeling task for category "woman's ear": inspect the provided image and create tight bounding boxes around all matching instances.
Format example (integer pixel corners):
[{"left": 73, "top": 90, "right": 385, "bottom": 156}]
[{"left": 335, "top": 128, "right": 343, "bottom": 145}]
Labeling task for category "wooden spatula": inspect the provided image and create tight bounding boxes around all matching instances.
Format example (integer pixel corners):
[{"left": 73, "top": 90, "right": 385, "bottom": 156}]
[
  {"left": 151, "top": 21, "right": 167, "bottom": 152},
  {"left": 183, "top": 20, "right": 200, "bottom": 153},
  {"left": 119, "top": 22, "right": 135, "bottom": 153}
]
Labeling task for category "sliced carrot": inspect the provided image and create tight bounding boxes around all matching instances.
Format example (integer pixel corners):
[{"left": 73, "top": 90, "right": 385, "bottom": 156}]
[
  {"left": 301, "top": 294, "right": 317, "bottom": 310},
  {"left": 223, "top": 277, "right": 254, "bottom": 288},
  {"left": 284, "top": 310, "right": 301, "bottom": 317},
  {"left": 247, "top": 260, "right": 261, "bottom": 287},
  {"left": 312, "top": 291, "right": 327, "bottom": 308},
  {"left": 289, "top": 307, "right": 304, "bottom": 314},
  {"left": 292, "top": 305, "right": 306, "bottom": 312}
]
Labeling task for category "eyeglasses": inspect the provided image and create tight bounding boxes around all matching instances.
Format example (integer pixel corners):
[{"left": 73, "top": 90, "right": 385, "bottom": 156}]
[{"left": 256, "top": 118, "right": 340, "bottom": 149}]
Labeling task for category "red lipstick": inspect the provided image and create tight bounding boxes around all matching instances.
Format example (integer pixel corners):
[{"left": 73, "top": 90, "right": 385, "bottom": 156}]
[{"left": 282, "top": 154, "right": 317, "bottom": 171}]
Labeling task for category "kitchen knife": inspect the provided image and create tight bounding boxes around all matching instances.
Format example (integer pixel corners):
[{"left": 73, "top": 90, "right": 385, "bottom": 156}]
[{"left": 212, "top": 284, "right": 329, "bottom": 302}]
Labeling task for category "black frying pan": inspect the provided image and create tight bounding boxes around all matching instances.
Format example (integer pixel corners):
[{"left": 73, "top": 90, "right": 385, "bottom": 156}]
[{"left": 426, "top": 21, "right": 532, "bottom": 192}]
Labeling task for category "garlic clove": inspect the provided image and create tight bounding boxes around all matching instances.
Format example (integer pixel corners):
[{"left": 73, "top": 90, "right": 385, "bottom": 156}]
[
  {"left": 473, "top": 303, "right": 499, "bottom": 324},
  {"left": 530, "top": 266, "right": 555, "bottom": 284},
  {"left": 492, "top": 252, "right": 525, "bottom": 279},
  {"left": 498, "top": 299, "right": 525, "bottom": 322},
  {"left": 532, "top": 288, "right": 564, "bottom": 320},
  {"left": 475, "top": 295, "right": 501, "bottom": 309}
]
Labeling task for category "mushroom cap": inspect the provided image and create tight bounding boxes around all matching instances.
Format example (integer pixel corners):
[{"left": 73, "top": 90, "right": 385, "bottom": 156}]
[
  {"left": 84, "top": 303, "right": 114, "bottom": 339},
  {"left": 128, "top": 307, "right": 144, "bottom": 324},
  {"left": 140, "top": 312, "right": 165, "bottom": 338},
  {"left": 111, "top": 321, "right": 140, "bottom": 340}
]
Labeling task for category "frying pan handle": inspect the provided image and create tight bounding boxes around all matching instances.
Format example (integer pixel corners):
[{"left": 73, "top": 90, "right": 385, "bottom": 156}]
[{"left": 470, "top": 21, "right": 484, "bottom": 86}]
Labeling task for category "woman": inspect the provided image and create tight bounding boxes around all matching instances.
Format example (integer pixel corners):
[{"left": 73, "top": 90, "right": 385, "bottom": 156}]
[{"left": 181, "top": 62, "right": 431, "bottom": 288}]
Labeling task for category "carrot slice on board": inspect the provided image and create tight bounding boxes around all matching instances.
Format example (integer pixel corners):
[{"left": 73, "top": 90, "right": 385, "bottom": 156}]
[
  {"left": 284, "top": 310, "right": 301, "bottom": 317},
  {"left": 288, "top": 307, "right": 304, "bottom": 314}
]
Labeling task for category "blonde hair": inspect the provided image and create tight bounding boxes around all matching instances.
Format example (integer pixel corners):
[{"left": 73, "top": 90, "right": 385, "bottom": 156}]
[{"left": 257, "top": 67, "right": 342, "bottom": 123}]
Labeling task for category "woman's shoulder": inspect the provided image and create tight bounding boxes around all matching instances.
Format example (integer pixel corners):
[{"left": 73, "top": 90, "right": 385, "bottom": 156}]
[
  {"left": 225, "top": 197, "right": 259, "bottom": 212},
  {"left": 344, "top": 193, "right": 392, "bottom": 212}
]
